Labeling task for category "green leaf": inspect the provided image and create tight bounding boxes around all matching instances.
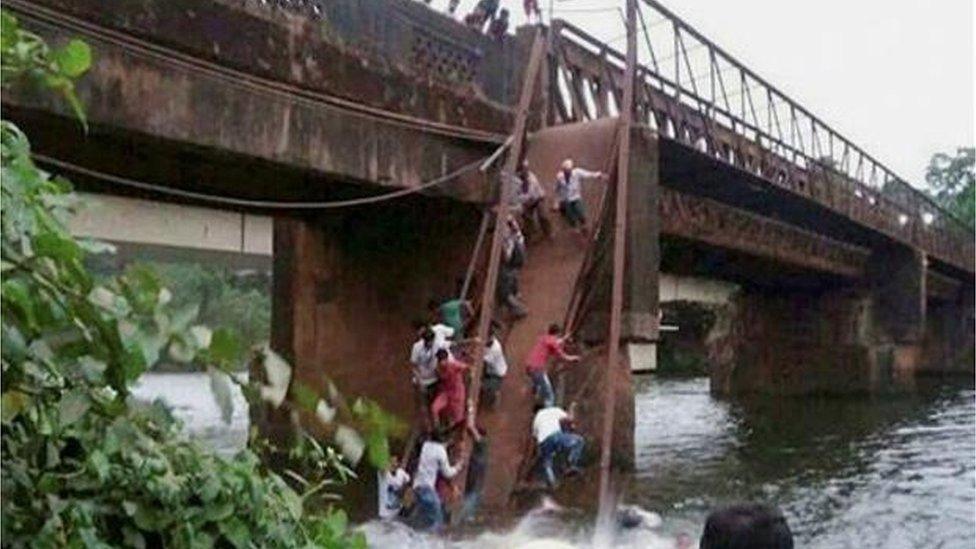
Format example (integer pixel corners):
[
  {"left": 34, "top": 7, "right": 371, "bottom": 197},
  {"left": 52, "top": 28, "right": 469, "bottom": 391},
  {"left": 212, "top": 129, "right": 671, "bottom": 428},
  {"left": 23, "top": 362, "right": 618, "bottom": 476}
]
[
  {"left": 1, "top": 11, "right": 19, "bottom": 51},
  {"left": 52, "top": 39, "right": 91, "bottom": 77},
  {"left": 88, "top": 449, "right": 109, "bottom": 481},
  {"left": 207, "top": 366, "right": 234, "bottom": 424},
  {"left": 33, "top": 230, "right": 81, "bottom": 261},
  {"left": 58, "top": 390, "right": 90, "bottom": 426},
  {"left": 1, "top": 390, "right": 30, "bottom": 423},
  {"left": 218, "top": 518, "right": 249, "bottom": 548},
  {"left": 281, "top": 486, "right": 303, "bottom": 521},
  {"left": 208, "top": 327, "right": 242, "bottom": 365}
]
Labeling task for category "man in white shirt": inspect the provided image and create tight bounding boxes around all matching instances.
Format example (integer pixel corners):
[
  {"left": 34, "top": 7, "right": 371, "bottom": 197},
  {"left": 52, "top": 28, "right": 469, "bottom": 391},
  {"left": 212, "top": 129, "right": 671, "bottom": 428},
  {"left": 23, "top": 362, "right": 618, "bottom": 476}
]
[
  {"left": 481, "top": 322, "right": 508, "bottom": 407},
  {"left": 554, "top": 158, "right": 605, "bottom": 238},
  {"left": 410, "top": 328, "right": 443, "bottom": 429},
  {"left": 411, "top": 431, "right": 459, "bottom": 531},
  {"left": 531, "top": 402, "right": 584, "bottom": 488},
  {"left": 377, "top": 454, "right": 410, "bottom": 520}
]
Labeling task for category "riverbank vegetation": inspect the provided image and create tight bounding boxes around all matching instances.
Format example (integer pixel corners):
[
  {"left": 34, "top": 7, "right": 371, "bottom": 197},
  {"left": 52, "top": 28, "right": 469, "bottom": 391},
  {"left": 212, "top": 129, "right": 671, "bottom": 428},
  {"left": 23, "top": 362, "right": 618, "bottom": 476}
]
[{"left": 1, "top": 12, "right": 397, "bottom": 546}]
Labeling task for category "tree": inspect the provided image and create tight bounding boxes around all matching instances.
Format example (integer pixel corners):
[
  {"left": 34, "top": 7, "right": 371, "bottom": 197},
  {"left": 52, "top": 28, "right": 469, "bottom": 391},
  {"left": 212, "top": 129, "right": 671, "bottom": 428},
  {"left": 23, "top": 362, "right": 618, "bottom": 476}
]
[
  {"left": 1, "top": 11, "right": 402, "bottom": 546},
  {"left": 925, "top": 147, "right": 975, "bottom": 225}
]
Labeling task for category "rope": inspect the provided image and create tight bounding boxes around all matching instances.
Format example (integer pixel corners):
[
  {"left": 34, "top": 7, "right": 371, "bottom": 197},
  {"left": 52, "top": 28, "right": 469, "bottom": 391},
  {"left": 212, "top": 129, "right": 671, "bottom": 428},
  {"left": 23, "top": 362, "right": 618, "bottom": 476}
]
[{"left": 32, "top": 151, "right": 494, "bottom": 210}]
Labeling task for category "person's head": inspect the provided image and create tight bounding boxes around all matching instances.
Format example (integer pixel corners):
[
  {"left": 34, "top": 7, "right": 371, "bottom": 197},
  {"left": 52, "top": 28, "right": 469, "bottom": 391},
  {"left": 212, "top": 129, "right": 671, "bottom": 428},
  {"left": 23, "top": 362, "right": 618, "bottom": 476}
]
[
  {"left": 533, "top": 402, "right": 547, "bottom": 415},
  {"left": 389, "top": 454, "right": 401, "bottom": 470},
  {"left": 561, "top": 158, "right": 574, "bottom": 172},
  {"left": 421, "top": 328, "right": 435, "bottom": 346},
  {"left": 429, "top": 427, "right": 449, "bottom": 443},
  {"left": 427, "top": 298, "right": 440, "bottom": 314},
  {"left": 499, "top": 8, "right": 509, "bottom": 19},
  {"left": 699, "top": 504, "right": 794, "bottom": 549},
  {"left": 547, "top": 323, "right": 562, "bottom": 336},
  {"left": 411, "top": 318, "right": 427, "bottom": 333},
  {"left": 435, "top": 348, "right": 449, "bottom": 362}
]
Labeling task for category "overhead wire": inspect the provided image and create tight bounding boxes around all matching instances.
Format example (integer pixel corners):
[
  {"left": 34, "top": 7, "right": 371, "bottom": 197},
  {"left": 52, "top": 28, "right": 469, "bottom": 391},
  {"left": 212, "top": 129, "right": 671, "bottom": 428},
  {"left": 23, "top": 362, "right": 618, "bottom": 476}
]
[{"left": 32, "top": 149, "right": 502, "bottom": 210}]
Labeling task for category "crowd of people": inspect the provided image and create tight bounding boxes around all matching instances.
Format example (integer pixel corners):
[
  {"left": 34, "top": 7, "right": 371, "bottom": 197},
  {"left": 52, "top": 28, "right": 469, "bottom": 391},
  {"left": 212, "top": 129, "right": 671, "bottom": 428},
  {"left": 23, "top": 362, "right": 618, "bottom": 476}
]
[
  {"left": 377, "top": 157, "right": 605, "bottom": 532},
  {"left": 375, "top": 154, "right": 795, "bottom": 547},
  {"left": 419, "top": 0, "right": 543, "bottom": 40}
]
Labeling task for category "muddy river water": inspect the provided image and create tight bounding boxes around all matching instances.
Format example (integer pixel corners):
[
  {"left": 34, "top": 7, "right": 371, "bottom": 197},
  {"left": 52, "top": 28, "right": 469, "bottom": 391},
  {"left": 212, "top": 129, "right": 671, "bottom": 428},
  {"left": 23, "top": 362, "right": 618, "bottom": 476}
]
[{"left": 136, "top": 373, "right": 974, "bottom": 548}]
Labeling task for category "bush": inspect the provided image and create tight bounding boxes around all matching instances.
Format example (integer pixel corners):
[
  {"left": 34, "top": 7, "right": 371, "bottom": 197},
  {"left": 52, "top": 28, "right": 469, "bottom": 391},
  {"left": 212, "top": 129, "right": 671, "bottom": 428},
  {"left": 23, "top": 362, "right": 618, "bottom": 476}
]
[{"left": 1, "top": 11, "right": 401, "bottom": 546}]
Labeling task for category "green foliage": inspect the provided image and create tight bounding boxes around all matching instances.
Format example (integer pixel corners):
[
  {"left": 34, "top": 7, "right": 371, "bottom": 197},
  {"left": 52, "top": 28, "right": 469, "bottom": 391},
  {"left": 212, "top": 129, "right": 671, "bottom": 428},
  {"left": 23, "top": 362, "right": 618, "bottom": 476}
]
[
  {"left": 1, "top": 11, "right": 90, "bottom": 128},
  {"left": 1, "top": 12, "right": 403, "bottom": 546},
  {"left": 925, "top": 147, "right": 975, "bottom": 226},
  {"left": 120, "top": 261, "right": 271, "bottom": 369}
]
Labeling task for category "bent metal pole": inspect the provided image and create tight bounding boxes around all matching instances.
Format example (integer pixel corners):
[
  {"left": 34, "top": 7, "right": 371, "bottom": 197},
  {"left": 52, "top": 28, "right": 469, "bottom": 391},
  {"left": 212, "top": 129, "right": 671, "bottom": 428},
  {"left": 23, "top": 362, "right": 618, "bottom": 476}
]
[
  {"left": 597, "top": 0, "right": 637, "bottom": 510},
  {"left": 450, "top": 28, "right": 547, "bottom": 521}
]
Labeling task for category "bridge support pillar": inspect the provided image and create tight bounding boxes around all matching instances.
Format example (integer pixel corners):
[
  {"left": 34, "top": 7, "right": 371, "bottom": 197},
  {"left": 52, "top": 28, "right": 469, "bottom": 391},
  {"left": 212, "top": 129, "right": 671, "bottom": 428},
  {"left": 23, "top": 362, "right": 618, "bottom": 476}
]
[
  {"left": 865, "top": 244, "right": 927, "bottom": 390},
  {"left": 570, "top": 127, "right": 659, "bottom": 471},
  {"left": 261, "top": 200, "right": 482, "bottom": 509},
  {"left": 923, "top": 284, "right": 974, "bottom": 374},
  {"left": 711, "top": 244, "right": 936, "bottom": 395}
]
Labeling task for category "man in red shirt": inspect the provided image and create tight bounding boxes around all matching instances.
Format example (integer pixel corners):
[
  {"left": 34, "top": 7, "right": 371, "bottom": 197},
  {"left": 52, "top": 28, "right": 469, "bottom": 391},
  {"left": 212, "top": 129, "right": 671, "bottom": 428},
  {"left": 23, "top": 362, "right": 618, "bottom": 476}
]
[
  {"left": 525, "top": 323, "right": 580, "bottom": 406},
  {"left": 431, "top": 348, "right": 470, "bottom": 429}
]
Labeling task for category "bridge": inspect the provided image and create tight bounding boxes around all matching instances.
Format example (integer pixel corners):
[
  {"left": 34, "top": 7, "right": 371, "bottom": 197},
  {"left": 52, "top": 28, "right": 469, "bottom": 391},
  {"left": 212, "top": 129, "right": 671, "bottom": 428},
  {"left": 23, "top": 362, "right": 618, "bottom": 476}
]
[{"left": 5, "top": 0, "right": 973, "bottom": 520}]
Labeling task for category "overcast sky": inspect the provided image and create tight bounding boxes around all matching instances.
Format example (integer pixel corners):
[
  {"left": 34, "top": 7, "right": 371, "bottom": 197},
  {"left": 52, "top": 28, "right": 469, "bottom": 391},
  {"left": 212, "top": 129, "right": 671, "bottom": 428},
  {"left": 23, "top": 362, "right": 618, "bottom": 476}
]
[{"left": 450, "top": 0, "right": 974, "bottom": 188}]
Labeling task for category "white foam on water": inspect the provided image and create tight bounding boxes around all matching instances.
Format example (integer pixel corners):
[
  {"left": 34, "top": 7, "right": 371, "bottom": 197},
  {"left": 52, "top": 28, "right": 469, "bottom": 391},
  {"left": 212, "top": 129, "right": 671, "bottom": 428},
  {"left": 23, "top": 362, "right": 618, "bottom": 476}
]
[{"left": 357, "top": 501, "right": 686, "bottom": 549}]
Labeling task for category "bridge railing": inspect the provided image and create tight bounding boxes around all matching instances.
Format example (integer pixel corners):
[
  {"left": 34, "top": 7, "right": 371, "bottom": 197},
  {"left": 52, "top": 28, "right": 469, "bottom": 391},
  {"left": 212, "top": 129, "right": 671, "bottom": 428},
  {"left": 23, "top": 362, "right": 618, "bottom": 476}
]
[{"left": 542, "top": 3, "right": 973, "bottom": 272}]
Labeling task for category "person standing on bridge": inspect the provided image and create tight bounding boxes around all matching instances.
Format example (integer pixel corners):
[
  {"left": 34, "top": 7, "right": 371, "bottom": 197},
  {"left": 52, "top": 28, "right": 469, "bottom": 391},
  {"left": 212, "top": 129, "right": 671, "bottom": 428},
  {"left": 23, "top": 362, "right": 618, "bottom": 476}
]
[
  {"left": 488, "top": 8, "right": 510, "bottom": 40},
  {"left": 525, "top": 323, "right": 580, "bottom": 407},
  {"left": 554, "top": 158, "right": 606, "bottom": 241}
]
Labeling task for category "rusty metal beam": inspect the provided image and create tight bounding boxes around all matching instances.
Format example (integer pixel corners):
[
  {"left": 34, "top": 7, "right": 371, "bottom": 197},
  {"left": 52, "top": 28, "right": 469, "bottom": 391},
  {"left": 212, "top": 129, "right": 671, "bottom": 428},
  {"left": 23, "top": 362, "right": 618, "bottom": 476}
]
[
  {"left": 598, "top": 0, "right": 637, "bottom": 511},
  {"left": 546, "top": 18, "right": 974, "bottom": 273},
  {"left": 451, "top": 28, "right": 547, "bottom": 520},
  {"left": 660, "top": 189, "right": 870, "bottom": 278}
]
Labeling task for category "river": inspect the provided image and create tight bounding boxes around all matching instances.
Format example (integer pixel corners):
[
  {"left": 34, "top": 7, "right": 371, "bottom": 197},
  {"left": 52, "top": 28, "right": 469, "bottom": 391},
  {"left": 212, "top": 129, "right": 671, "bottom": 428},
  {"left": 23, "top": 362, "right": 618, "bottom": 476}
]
[{"left": 135, "top": 373, "right": 975, "bottom": 548}]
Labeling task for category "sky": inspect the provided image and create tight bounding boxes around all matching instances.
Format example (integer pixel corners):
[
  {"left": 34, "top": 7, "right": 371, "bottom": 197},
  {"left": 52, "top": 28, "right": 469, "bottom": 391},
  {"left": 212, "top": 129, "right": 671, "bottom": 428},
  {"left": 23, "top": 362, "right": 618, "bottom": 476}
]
[{"left": 446, "top": 0, "right": 975, "bottom": 188}]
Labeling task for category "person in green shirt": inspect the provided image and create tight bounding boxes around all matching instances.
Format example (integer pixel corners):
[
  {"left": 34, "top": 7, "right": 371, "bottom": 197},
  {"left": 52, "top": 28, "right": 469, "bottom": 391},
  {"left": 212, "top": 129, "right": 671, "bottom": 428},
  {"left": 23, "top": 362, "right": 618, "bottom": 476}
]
[{"left": 429, "top": 297, "right": 472, "bottom": 335}]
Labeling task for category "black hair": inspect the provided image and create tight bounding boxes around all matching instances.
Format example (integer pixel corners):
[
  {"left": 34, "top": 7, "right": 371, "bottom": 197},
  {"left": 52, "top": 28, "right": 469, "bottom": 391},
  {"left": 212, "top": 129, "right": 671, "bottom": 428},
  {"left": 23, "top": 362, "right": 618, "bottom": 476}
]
[
  {"left": 435, "top": 348, "right": 449, "bottom": 360},
  {"left": 547, "top": 323, "right": 561, "bottom": 335},
  {"left": 700, "top": 503, "right": 794, "bottom": 549},
  {"left": 421, "top": 328, "right": 435, "bottom": 342},
  {"left": 427, "top": 299, "right": 440, "bottom": 311},
  {"left": 411, "top": 319, "right": 427, "bottom": 331}
]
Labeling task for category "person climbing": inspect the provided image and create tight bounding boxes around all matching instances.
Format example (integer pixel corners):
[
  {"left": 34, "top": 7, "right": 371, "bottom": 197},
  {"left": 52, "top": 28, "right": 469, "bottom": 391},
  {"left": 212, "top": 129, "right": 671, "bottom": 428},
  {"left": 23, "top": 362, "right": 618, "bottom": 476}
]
[
  {"left": 488, "top": 8, "right": 509, "bottom": 40},
  {"left": 532, "top": 401, "right": 584, "bottom": 488},
  {"left": 514, "top": 160, "right": 551, "bottom": 241},
  {"left": 525, "top": 323, "right": 580, "bottom": 407},
  {"left": 481, "top": 322, "right": 508, "bottom": 407},
  {"left": 412, "top": 317, "right": 455, "bottom": 355},
  {"left": 434, "top": 292, "right": 472, "bottom": 337},
  {"left": 553, "top": 158, "right": 606, "bottom": 240},
  {"left": 447, "top": 0, "right": 461, "bottom": 15},
  {"left": 410, "top": 328, "right": 442, "bottom": 427},
  {"left": 497, "top": 217, "right": 529, "bottom": 320},
  {"left": 503, "top": 215, "right": 527, "bottom": 270},
  {"left": 410, "top": 429, "right": 460, "bottom": 532},
  {"left": 430, "top": 348, "right": 470, "bottom": 429},
  {"left": 377, "top": 454, "right": 411, "bottom": 520}
]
